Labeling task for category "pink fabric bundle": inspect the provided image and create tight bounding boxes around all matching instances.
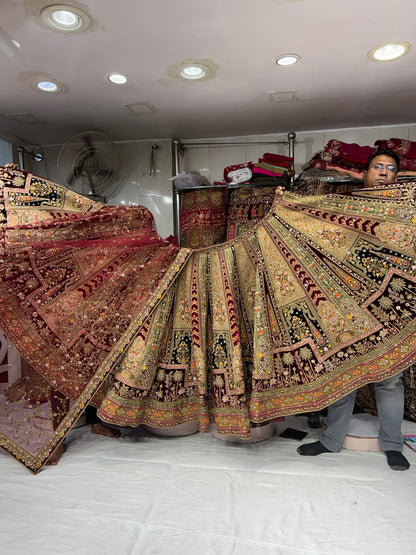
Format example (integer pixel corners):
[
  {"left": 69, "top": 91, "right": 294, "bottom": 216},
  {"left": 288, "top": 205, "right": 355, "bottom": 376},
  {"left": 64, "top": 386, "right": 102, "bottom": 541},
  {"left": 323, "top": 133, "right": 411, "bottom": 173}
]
[
  {"left": 252, "top": 167, "right": 283, "bottom": 177},
  {"left": 252, "top": 152, "right": 294, "bottom": 178}
]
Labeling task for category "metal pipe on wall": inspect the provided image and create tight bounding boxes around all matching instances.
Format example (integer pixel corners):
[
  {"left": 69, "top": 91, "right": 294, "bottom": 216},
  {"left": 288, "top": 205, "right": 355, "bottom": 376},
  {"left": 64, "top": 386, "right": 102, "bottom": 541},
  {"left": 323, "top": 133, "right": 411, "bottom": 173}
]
[
  {"left": 17, "top": 146, "right": 24, "bottom": 169},
  {"left": 172, "top": 139, "right": 181, "bottom": 243}
]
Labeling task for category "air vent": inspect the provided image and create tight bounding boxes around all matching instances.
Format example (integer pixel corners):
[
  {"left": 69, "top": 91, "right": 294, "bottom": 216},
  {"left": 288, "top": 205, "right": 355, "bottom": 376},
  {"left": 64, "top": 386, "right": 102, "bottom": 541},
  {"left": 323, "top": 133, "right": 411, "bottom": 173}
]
[
  {"left": 4, "top": 113, "right": 39, "bottom": 122},
  {"left": 268, "top": 91, "right": 298, "bottom": 103},
  {"left": 124, "top": 102, "right": 157, "bottom": 114}
]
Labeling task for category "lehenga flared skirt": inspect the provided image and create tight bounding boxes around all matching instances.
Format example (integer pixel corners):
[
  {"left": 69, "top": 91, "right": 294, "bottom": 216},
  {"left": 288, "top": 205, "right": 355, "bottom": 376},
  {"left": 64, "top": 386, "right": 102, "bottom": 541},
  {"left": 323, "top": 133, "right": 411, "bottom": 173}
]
[{"left": 1, "top": 166, "right": 416, "bottom": 471}]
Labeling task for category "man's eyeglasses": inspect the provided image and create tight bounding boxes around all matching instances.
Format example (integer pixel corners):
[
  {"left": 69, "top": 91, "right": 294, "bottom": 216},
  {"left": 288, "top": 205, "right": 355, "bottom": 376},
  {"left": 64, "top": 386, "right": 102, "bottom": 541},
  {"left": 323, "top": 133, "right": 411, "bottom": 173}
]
[{"left": 370, "top": 163, "right": 397, "bottom": 173}]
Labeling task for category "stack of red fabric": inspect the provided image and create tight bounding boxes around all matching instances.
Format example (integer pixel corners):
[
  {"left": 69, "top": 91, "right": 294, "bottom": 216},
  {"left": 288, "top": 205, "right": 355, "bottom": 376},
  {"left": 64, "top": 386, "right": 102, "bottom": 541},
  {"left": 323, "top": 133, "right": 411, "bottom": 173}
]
[
  {"left": 221, "top": 153, "right": 294, "bottom": 186},
  {"left": 305, "top": 139, "right": 375, "bottom": 174},
  {"left": 251, "top": 152, "right": 294, "bottom": 182},
  {"left": 374, "top": 138, "right": 416, "bottom": 171}
]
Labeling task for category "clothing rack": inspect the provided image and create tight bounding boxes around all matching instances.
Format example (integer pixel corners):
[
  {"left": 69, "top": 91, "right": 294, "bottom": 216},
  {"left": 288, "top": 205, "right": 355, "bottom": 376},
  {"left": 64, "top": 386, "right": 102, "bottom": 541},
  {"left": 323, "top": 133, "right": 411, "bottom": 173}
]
[{"left": 172, "top": 132, "right": 296, "bottom": 243}]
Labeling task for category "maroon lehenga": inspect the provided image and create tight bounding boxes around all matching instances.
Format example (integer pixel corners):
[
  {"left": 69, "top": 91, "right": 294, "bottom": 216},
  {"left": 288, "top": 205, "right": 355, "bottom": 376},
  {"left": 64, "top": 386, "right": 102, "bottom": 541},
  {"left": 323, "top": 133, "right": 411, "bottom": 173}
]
[{"left": 2, "top": 165, "right": 416, "bottom": 472}]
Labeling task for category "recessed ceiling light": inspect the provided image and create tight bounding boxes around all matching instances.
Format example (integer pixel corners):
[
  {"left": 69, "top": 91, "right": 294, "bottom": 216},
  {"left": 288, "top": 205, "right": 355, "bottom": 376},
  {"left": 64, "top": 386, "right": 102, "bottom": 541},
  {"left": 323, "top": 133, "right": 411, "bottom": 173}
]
[
  {"left": 180, "top": 66, "right": 206, "bottom": 80},
  {"left": 19, "top": 71, "right": 67, "bottom": 94},
  {"left": 40, "top": 4, "right": 92, "bottom": 32},
  {"left": 368, "top": 41, "right": 411, "bottom": 61},
  {"left": 168, "top": 59, "right": 218, "bottom": 82},
  {"left": 107, "top": 73, "right": 128, "bottom": 85},
  {"left": 37, "top": 80, "right": 59, "bottom": 92},
  {"left": 29, "top": 75, "right": 66, "bottom": 94},
  {"left": 51, "top": 9, "right": 79, "bottom": 28},
  {"left": 275, "top": 54, "right": 301, "bottom": 66}
]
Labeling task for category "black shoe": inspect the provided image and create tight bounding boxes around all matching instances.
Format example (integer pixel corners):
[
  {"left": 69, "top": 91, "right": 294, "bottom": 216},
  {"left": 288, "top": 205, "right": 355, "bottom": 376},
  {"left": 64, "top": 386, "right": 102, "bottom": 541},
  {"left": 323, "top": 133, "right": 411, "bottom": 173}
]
[
  {"left": 297, "top": 441, "right": 331, "bottom": 456},
  {"left": 385, "top": 450, "right": 410, "bottom": 471},
  {"left": 307, "top": 412, "right": 322, "bottom": 429}
]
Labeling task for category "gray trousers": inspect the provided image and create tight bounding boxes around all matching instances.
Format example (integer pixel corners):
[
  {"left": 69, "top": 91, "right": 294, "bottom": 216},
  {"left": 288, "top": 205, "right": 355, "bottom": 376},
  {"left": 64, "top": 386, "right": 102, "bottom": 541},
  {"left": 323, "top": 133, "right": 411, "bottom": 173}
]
[{"left": 320, "top": 373, "right": 404, "bottom": 452}]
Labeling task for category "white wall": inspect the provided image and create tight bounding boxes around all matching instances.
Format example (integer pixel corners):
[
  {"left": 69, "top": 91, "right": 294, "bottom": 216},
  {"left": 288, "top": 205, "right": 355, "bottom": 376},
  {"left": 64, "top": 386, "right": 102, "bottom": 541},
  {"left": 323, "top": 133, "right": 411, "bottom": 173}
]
[
  {"left": 29, "top": 138, "right": 175, "bottom": 239},
  {"left": 29, "top": 122, "right": 416, "bottom": 239},
  {"left": 0, "top": 139, "right": 13, "bottom": 166},
  {"left": 108, "top": 139, "right": 174, "bottom": 240},
  {"left": 179, "top": 123, "right": 416, "bottom": 182}
]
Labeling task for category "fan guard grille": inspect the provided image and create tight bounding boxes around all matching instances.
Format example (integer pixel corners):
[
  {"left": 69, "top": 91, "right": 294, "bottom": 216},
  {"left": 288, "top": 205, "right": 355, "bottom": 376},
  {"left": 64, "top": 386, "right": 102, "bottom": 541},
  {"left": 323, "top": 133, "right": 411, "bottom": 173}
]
[{"left": 57, "top": 132, "right": 121, "bottom": 199}]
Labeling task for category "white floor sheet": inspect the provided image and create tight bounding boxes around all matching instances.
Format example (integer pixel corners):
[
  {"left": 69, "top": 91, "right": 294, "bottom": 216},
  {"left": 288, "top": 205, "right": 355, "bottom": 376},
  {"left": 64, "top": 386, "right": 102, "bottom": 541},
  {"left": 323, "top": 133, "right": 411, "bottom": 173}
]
[{"left": 1, "top": 415, "right": 416, "bottom": 555}]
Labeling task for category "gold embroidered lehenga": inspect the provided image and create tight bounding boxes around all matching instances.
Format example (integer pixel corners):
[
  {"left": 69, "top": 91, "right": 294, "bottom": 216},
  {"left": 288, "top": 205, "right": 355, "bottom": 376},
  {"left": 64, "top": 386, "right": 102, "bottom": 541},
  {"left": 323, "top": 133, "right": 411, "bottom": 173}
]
[{"left": 1, "top": 165, "right": 416, "bottom": 473}]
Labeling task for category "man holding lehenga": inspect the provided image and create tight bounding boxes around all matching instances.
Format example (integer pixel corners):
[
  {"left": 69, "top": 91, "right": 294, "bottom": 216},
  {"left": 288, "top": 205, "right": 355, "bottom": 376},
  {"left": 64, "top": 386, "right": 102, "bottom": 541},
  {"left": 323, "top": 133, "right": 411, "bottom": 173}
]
[{"left": 297, "top": 149, "right": 410, "bottom": 470}]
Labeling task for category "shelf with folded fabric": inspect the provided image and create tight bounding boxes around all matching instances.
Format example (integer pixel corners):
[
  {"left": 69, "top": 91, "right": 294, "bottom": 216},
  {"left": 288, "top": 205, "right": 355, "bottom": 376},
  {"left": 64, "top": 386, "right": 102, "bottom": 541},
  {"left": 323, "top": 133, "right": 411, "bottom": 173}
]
[{"left": 171, "top": 133, "right": 297, "bottom": 244}]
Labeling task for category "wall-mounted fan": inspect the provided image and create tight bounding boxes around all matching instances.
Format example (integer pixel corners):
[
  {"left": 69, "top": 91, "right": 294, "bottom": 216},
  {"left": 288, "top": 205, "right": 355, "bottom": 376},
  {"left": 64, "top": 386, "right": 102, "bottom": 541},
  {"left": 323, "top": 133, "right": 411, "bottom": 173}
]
[{"left": 57, "top": 131, "right": 121, "bottom": 203}]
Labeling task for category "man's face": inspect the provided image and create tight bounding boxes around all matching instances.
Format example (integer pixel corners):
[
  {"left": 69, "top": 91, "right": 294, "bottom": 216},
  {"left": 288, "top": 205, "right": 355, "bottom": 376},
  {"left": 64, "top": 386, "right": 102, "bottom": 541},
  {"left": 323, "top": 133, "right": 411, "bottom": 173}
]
[{"left": 363, "top": 154, "right": 398, "bottom": 188}]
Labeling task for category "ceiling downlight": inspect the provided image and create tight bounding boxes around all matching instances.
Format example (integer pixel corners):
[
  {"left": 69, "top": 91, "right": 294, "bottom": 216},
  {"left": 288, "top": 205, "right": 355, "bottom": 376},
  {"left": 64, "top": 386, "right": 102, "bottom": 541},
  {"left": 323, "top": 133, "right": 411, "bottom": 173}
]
[
  {"left": 107, "top": 73, "right": 128, "bottom": 85},
  {"left": 40, "top": 4, "right": 92, "bottom": 32},
  {"left": 275, "top": 54, "right": 301, "bottom": 66},
  {"left": 168, "top": 59, "right": 218, "bottom": 82},
  {"left": 180, "top": 66, "right": 206, "bottom": 80},
  {"left": 37, "top": 80, "right": 59, "bottom": 92},
  {"left": 31, "top": 75, "right": 67, "bottom": 94},
  {"left": 368, "top": 41, "right": 411, "bottom": 61}
]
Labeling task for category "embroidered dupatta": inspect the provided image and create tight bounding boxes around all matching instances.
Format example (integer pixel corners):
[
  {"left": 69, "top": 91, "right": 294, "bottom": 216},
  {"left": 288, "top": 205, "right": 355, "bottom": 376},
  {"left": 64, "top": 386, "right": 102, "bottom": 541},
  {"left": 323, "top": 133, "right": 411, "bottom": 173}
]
[
  {"left": 1, "top": 166, "right": 416, "bottom": 472},
  {"left": 0, "top": 167, "right": 189, "bottom": 472}
]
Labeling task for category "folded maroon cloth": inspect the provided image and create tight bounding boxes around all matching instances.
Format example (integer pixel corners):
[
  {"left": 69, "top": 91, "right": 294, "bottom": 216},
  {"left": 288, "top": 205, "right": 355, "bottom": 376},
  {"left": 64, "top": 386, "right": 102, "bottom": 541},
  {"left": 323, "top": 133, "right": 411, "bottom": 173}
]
[
  {"left": 374, "top": 138, "right": 416, "bottom": 171},
  {"left": 396, "top": 159, "right": 416, "bottom": 171},
  {"left": 375, "top": 138, "right": 416, "bottom": 159},
  {"left": 304, "top": 139, "right": 376, "bottom": 174},
  {"left": 323, "top": 139, "right": 375, "bottom": 165},
  {"left": 262, "top": 152, "right": 294, "bottom": 164},
  {"left": 306, "top": 136, "right": 416, "bottom": 175},
  {"left": 258, "top": 158, "right": 292, "bottom": 169}
]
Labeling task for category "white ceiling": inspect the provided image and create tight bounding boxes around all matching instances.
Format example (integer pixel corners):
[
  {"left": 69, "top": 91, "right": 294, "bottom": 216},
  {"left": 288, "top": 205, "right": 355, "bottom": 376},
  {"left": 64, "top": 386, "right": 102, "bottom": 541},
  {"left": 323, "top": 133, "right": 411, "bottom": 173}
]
[{"left": 0, "top": 0, "right": 415, "bottom": 147}]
